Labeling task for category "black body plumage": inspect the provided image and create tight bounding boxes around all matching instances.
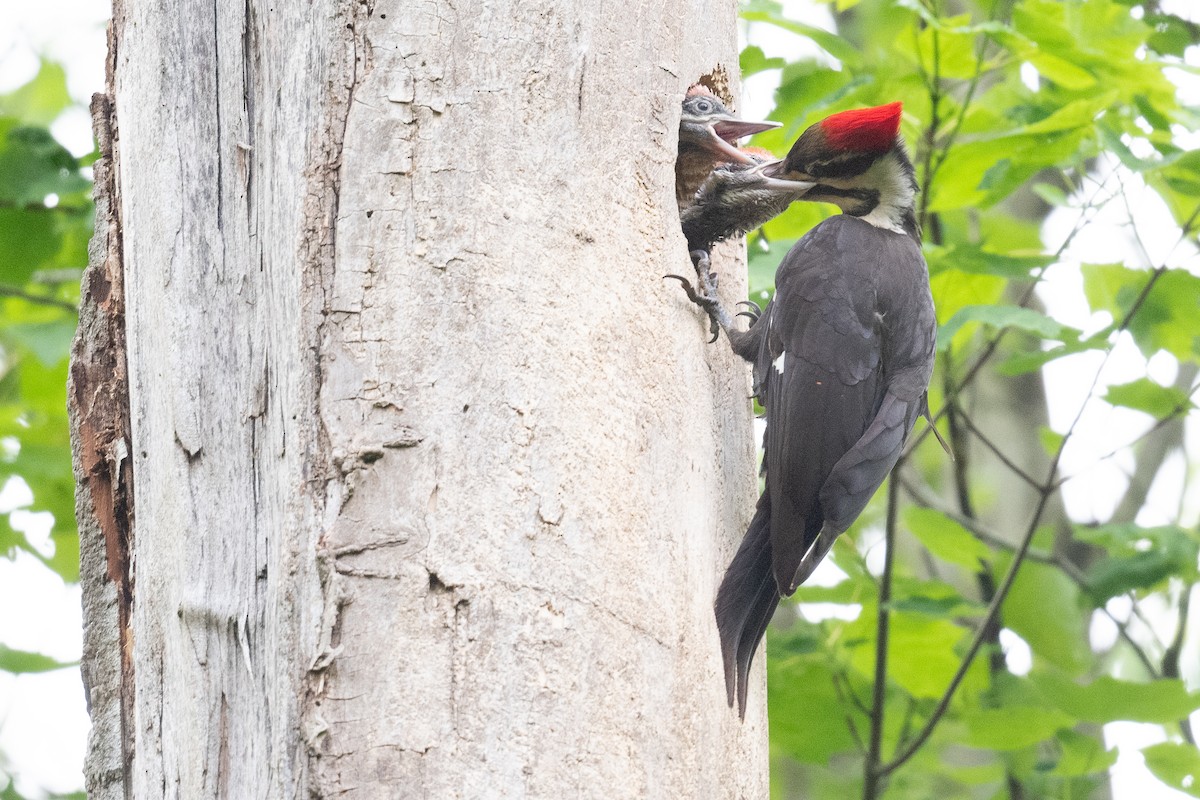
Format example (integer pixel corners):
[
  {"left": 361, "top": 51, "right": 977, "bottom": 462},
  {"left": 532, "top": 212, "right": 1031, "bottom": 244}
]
[{"left": 718, "top": 215, "right": 935, "bottom": 717}]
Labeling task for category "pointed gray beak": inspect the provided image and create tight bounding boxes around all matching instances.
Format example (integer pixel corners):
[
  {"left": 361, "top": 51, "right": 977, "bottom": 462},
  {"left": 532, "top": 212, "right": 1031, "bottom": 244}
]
[{"left": 755, "top": 159, "right": 816, "bottom": 194}]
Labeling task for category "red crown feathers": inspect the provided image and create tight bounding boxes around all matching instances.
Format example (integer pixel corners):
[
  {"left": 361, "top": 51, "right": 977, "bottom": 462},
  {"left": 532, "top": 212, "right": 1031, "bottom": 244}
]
[{"left": 819, "top": 102, "right": 902, "bottom": 153}]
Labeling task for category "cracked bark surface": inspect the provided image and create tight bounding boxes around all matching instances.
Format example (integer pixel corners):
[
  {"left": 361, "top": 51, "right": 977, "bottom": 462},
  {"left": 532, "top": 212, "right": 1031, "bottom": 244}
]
[{"left": 75, "top": 1, "right": 765, "bottom": 796}]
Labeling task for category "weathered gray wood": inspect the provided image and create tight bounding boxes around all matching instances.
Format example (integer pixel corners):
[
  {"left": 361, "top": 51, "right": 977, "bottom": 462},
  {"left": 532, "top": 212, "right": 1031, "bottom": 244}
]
[{"left": 76, "top": 0, "right": 766, "bottom": 796}]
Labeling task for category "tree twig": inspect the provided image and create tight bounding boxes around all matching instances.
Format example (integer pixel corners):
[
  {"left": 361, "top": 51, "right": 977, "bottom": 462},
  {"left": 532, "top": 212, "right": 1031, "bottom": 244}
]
[
  {"left": 862, "top": 475, "right": 902, "bottom": 799},
  {"left": 0, "top": 285, "right": 79, "bottom": 313},
  {"left": 1162, "top": 586, "right": 1196, "bottom": 745},
  {"left": 950, "top": 403, "right": 1044, "bottom": 490}
]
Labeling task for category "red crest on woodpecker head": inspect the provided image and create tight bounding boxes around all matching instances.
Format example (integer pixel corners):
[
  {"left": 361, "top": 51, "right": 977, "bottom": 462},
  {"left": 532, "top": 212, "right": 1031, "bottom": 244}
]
[
  {"left": 687, "top": 84, "right": 716, "bottom": 98},
  {"left": 819, "top": 102, "right": 902, "bottom": 153}
]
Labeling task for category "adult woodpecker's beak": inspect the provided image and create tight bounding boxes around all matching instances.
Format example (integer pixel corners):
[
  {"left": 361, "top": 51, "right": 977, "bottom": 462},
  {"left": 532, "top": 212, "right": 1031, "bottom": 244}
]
[
  {"left": 681, "top": 113, "right": 781, "bottom": 165},
  {"left": 756, "top": 159, "right": 817, "bottom": 195}
]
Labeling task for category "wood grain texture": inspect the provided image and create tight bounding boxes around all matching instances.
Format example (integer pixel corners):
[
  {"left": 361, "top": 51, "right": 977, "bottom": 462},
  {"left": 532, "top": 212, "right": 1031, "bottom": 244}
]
[{"left": 77, "top": 0, "right": 768, "bottom": 796}]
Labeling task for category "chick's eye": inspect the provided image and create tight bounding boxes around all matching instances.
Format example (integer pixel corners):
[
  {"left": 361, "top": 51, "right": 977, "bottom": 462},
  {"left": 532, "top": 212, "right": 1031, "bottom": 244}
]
[{"left": 696, "top": 100, "right": 712, "bottom": 113}]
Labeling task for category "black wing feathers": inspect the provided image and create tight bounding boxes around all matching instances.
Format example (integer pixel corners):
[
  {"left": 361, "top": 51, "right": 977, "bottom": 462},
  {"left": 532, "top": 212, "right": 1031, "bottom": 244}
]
[
  {"left": 714, "top": 215, "right": 935, "bottom": 715},
  {"left": 764, "top": 218, "right": 892, "bottom": 593}
]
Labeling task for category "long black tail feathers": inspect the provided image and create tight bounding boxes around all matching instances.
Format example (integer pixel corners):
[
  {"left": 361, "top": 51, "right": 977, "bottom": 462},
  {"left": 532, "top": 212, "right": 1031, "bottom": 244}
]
[{"left": 714, "top": 495, "right": 780, "bottom": 719}]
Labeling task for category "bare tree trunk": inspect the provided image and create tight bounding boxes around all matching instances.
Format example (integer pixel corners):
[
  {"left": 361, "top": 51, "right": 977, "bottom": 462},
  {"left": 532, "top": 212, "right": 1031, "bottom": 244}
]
[{"left": 71, "top": 1, "right": 766, "bottom": 797}]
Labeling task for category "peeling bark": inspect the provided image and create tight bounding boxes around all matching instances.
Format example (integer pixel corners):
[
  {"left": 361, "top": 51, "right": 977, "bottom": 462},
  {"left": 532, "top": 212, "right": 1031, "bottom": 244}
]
[
  {"left": 70, "top": 19, "right": 135, "bottom": 800},
  {"left": 75, "top": 1, "right": 766, "bottom": 796}
]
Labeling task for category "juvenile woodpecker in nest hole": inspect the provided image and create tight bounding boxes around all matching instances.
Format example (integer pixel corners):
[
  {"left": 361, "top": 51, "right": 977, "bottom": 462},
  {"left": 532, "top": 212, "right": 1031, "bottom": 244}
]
[
  {"left": 673, "top": 103, "right": 938, "bottom": 717},
  {"left": 676, "top": 85, "right": 780, "bottom": 213}
]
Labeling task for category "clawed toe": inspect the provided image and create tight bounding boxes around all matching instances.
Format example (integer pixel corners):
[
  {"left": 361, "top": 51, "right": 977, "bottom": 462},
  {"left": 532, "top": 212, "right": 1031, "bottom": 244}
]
[
  {"left": 735, "top": 300, "right": 762, "bottom": 323},
  {"left": 664, "top": 274, "right": 713, "bottom": 307},
  {"left": 665, "top": 273, "right": 723, "bottom": 343}
]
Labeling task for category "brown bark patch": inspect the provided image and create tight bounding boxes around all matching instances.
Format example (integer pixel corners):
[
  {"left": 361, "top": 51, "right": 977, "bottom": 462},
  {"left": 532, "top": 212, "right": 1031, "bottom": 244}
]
[{"left": 69, "top": 23, "right": 136, "bottom": 790}]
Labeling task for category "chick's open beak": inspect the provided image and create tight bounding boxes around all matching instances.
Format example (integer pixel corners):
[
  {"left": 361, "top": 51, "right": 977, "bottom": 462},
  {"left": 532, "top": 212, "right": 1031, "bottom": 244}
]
[{"left": 703, "top": 116, "right": 781, "bottom": 164}]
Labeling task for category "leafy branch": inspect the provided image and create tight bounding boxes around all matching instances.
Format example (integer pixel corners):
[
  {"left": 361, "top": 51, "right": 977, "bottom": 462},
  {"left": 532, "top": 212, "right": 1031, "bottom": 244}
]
[{"left": 875, "top": 247, "right": 1189, "bottom": 788}]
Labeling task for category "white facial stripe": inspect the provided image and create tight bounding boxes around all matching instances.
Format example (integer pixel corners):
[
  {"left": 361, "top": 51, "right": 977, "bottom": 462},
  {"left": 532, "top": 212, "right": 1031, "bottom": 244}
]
[
  {"left": 859, "top": 152, "right": 912, "bottom": 233},
  {"left": 816, "top": 151, "right": 912, "bottom": 233}
]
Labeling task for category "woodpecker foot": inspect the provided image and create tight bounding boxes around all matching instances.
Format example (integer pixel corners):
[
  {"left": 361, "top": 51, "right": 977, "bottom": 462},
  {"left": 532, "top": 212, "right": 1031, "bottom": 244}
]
[
  {"left": 736, "top": 300, "right": 763, "bottom": 324},
  {"left": 690, "top": 249, "right": 719, "bottom": 291},
  {"left": 664, "top": 273, "right": 724, "bottom": 343}
]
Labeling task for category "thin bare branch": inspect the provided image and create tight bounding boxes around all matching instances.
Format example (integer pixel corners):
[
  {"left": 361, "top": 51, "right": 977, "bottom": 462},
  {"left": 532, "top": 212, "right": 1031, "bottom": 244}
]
[
  {"left": 951, "top": 403, "right": 1043, "bottom": 489},
  {"left": 862, "top": 476, "right": 902, "bottom": 799},
  {"left": 832, "top": 672, "right": 869, "bottom": 754},
  {"left": 0, "top": 285, "right": 79, "bottom": 313},
  {"left": 1162, "top": 586, "right": 1196, "bottom": 745}
]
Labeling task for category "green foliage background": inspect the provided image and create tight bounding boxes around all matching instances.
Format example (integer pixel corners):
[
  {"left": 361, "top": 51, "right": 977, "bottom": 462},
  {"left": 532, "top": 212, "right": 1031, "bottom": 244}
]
[
  {"left": 0, "top": 61, "right": 90, "bottom": 800},
  {"left": 741, "top": 1, "right": 1200, "bottom": 798},
  {"left": 1, "top": 1, "right": 1199, "bottom": 798}
]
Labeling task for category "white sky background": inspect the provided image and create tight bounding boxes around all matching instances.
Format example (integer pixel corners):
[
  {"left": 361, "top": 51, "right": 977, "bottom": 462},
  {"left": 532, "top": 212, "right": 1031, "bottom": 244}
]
[{"left": 0, "top": 0, "right": 1197, "bottom": 797}]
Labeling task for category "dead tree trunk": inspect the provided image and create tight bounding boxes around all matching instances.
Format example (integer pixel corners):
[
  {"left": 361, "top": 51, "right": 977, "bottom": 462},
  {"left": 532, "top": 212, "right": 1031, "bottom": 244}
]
[{"left": 70, "top": 1, "right": 766, "bottom": 796}]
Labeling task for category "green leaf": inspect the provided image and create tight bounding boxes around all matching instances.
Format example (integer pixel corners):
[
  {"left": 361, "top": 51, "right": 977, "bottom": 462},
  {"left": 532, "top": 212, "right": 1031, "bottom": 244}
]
[
  {"left": 1075, "top": 524, "right": 1199, "bottom": 600},
  {"left": 0, "top": 63, "right": 72, "bottom": 126},
  {"left": 1038, "top": 426, "right": 1063, "bottom": 457},
  {"left": 1031, "top": 182, "right": 1070, "bottom": 207},
  {"left": 847, "top": 610, "right": 974, "bottom": 698},
  {"left": 1034, "top": 671, "right": 1200, "bottom": 725},
  {"left": 1145, "top": 149, "right": 1200, "bottom": 231},
  {"left": 0, "top": 126, "right": 90, "bottom": 206},
  {"left": 1050, "top": 728, "right": 1117, "bottom": 777},
  {"left": 904, "top": 14, "right": 988, "bottom": 80},
  {"left": 5, "top": 320, "right": 78, "bottom": 367},
  {"left": 1082, "top": 264, "right": 1200, "bottom": 362},
  {"left": 740, "top": 45, "right": 786, "bottom": 78},
  {"left": 1143, "top": 742, "right": 1200, "bottom": 798},
  {"left": 929, "top": 270, "right": 1007, "bottom": 326},
  {"left": 1104, "top": 378, "right": 1196, "bottom": 418},
  {"left": 792, "top": 578, "right": 872, "bottom": 606},
  {"left": 960, "top": 705, "right": 1074, "bottom": 750},
  {"left": 1134, "top": 94, "right": 1173, "bottom": 134},
  {"left": 0, "top": 208, "right": 62, "bottom": 286},
  {"left": 925, "top": 242, "right": 1052, "bottom": 280},
  {"left": 996, "top": 332, "right": 1110, "bottom": 376},
  {"left": 746, "top": 235, "right": 795, "bottom": 298},
  {"left": 1001, "top": 560, "right": 1090, "bottom": 675},
  {"left": 893, "top": 575, "right": 986, "bottom": 617},
  {"left": 1025, "top": 51, "right": 1096, "bottom": 90},
  {"left": 1146, "top": 13, "right": 1200, "bottom": 58},
  {"left": 741, "top": 1, "right": 863, "bottom": 67},
  {"left": 928, "top": 96, "right": 1102, "bottom": 211},
  {"left": 767, "top": 649, "right": 860, "bottom": 762},
  {"left": 903, "top": 507, "right": 992, "bottom": 569},
  {"left": 938, "top": 304, "right": 1078, "bottom": 353},
  {"left": 0, "top": 643, "right": 75, "bottom": 673}
]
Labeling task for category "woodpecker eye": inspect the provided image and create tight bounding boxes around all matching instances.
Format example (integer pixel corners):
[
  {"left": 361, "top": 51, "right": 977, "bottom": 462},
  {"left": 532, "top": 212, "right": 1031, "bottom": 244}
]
[{"left": 695, "top": 99, "right": 713, "bottom": 114}]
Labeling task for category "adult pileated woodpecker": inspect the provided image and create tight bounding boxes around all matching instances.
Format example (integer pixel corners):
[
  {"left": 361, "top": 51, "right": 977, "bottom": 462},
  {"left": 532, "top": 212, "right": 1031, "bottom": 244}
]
[
  {"left": 676, "top": 86, "right": 780, "bottom": 212},
  {"left": 673, "top": 102, "right": 937, "bottom": 717}
]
